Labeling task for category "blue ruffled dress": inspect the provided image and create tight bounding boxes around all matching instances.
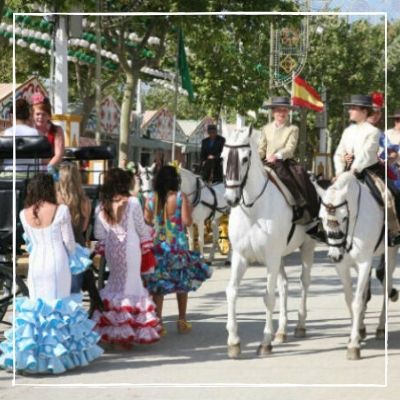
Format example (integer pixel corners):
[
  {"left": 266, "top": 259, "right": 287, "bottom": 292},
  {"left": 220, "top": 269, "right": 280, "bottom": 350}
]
[
  {"left": 0, "top": 205, "right": 103, "bottom": 374},
  {"left": 142, "top": 191, "right": 212, "bottom": 295}
]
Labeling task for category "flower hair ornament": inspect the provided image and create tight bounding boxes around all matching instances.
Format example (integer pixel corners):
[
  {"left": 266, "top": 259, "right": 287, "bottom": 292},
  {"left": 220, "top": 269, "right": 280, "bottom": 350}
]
[
  {"left": 31, "top": 92, "right": 48, "bottom": 105},
  {"left": 371, "top": 91, "right": 384, "bottom": 110},
  {"left": 169, "top": 160, "right": 181, "bottom": 172}
]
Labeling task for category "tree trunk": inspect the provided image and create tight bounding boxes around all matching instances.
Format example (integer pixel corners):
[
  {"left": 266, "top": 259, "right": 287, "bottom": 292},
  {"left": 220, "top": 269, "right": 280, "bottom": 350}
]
[
  {"left": 80, "top": 94, "right": 96, "bottom": 135},
  {"left": 119, "top": 71, "right": 135, "bottom": 167}
]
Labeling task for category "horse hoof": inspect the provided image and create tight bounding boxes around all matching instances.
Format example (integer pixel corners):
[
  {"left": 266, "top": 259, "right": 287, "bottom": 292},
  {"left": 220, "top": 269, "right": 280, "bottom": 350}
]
[
  {"left": 376, "top": 328, "right": 385, "bottom": 340},
  {"left": 359, "top": 328, "right": 367, "bottom": 340},
  {"left": 227, "top": 343, "right": 241, "bottom": 359},
  {"left": 256, "top": 344, "right": 273, "bottom": 357},
  {"left": 294, "top": 327, "right": 306, "bottom": 338},
  {"left": 347, "top": 347, "right": 361, "bottom": 360},
  {"left": 274, "top": 333, "right": 287, "bottom": 343}
]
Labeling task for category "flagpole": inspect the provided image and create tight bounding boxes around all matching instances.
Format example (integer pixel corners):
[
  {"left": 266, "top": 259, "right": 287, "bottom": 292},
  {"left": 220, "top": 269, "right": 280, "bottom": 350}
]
[
  {"left": 290, "top": 71, "right": 295, "bottom": 123},
  {"left": 171, "top": 28, "right": 180, "bottom": 162}
]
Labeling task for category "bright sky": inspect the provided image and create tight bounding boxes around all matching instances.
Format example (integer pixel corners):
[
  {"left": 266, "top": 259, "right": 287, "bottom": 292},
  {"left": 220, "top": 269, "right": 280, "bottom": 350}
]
[{"left": 310, "top": 0, "right": 399, "bottom": 20}]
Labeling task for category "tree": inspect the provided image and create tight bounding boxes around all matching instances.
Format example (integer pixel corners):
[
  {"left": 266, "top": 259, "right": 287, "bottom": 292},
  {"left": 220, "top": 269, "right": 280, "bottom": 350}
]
[
  {"left": 388, "top": 19, "right": 400, "bottom": 113},
  {"left": 300, "top": 15, "right": 385, "bottom": 158}
]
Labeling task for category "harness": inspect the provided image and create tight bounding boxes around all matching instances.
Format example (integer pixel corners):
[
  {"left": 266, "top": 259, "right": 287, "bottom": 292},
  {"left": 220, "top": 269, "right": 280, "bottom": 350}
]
[
  {"left": 224, "top": 143, "right": 269, "bottom": 208},
  {"left": 187, "top": 176, "right": 229, "bottom": 221},
  {"left": 322, "top": 180, "right": 383, "bottom": 253}
]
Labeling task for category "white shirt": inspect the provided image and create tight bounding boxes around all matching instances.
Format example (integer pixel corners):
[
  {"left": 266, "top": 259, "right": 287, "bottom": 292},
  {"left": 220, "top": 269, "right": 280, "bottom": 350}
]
[
  {"left": 334, "top": 121, "right": 380, "bottom": 175},
  {"left": 2, "top": 124, "right": 40, "bottom": 172}
]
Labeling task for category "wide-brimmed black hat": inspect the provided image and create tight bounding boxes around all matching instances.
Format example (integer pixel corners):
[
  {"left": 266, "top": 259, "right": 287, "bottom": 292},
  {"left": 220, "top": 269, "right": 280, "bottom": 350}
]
[
  {"left": 262, "top": 96, "right": 297, "bottom": 109},
  {"left": 343, "top": 94, "right": 373, "bottom": 108},
  {"left": 389, "top": 110, "right": 400, "bottom": 119}
]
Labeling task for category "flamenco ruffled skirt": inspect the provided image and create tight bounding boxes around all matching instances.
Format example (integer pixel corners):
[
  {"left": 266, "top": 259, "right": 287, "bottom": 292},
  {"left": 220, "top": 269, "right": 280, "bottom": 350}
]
[
  {"left": 0, "top": 295, "right": 103, "bottom": 375},
  {"left": 142, "top": 242, "right": 213, "bottom": 295},
  {"left": 92, "top": 290, "right": 161, "bottom": 345}
]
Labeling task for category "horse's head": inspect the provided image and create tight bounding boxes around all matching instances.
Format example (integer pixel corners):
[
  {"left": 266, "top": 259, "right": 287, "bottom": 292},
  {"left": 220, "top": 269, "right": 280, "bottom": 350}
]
[
  {"left": 319, "top": 172, "right": 355, "bottom": 263},
  {"left": 178, "top": 166, "right": 199, "bottom": 195},
  {"left": 138, "top": 162, "right": 156, "bottom": 200},
  {"left": 221, "top": 125, "right": 254, "bottom": 207}
]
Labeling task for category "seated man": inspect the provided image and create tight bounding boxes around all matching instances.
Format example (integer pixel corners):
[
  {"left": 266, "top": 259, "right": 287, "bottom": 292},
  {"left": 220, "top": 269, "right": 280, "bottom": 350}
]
[
  {"left": 334, "top": 94, "right": 400, "bottom": 246},
  {"left": 258, "top": 96, "right": 319, "bottom": 224},
  {"left": 200, "top": 124, "right": 225, "bottom": 184}
]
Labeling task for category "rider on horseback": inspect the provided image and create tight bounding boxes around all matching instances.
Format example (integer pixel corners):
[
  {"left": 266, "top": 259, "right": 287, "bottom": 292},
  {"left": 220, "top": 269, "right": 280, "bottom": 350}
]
[
  {"left": 200, "top": 124, "right": 225, "bottom": 184},
  {"left": 334, "top": 94, "right": 400, "bottom": 247},
  {"left": 258, "top": 96, "right": 319, "bottom": 225}
]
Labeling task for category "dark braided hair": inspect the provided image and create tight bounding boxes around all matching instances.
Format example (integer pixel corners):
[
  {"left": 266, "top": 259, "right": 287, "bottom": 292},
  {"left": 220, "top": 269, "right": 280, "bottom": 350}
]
[
  {"left": 153, "top": 165, "right": 181, "bottom": 214},
  {"left": 99, "top": 168, "right": 132, "bottom": 224},
  {"left": 24, "top": 174, "right": 57, "bottom": 220}
]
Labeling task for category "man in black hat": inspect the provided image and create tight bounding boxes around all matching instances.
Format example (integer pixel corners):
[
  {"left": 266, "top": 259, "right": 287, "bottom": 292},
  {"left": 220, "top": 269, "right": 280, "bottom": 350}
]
[
  {"left": 200, "top": 124, "right": 225, "bottom": 183},
  {"left": 334, "top": 94, "right": 400, "bottom": 246},
  {"left": 258, "top": 96, "right": 319, "bottom": 224}
]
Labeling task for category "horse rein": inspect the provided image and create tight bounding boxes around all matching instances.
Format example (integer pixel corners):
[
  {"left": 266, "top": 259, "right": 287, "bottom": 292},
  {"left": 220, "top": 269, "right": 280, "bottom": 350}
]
[{"left": 223, "top": 143, "right": 269, "bottom": 208}]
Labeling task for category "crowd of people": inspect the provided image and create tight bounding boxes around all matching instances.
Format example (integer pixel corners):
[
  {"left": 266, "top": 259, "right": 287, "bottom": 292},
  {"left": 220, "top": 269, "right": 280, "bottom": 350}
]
[{"left": 0, "top": 90, "right": 399, "bottom": 375}]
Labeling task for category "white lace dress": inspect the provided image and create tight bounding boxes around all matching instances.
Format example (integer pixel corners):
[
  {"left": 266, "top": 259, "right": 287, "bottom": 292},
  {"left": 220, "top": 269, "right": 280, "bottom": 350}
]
[{"left": 92, "top": 197, "right": 160, "bottom": 345}]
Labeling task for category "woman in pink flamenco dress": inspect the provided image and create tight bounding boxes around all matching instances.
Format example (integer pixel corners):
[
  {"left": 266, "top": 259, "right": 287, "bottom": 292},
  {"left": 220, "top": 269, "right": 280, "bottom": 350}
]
[{"left": 92, "top": 168, "right": 161, "bottom": 349}]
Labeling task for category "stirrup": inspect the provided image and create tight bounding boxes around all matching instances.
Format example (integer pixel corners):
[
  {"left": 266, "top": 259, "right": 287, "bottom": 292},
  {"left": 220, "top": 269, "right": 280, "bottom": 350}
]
[{"left": 177, "top": 319, "right": 192, "bottom": 334}]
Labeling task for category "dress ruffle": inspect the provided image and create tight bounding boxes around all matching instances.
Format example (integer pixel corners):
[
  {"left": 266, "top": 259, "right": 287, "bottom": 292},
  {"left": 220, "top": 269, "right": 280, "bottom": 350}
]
[
  {"left": 0, "top": 295, "right": 103, "bottom": 374},
  {"left": 142, "top": 242, "right": 213, "bottom": 295},
  {"left": 92, "top": 291, "right": 161, "bottom": 345},
  {"left": 69, "top": 244, "right": 92, "bottom": 275}
]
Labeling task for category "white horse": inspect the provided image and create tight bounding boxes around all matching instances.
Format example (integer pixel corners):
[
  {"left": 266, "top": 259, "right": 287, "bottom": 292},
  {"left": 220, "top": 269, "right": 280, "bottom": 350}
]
[
  {"left": 222, "top": 125, "right": 316, "bottom": 358},
  {"left": 179, "top": 167, "right": 229, "bottom": 261},
  {"left": 314, "top": 172, "right": 394, "bottom": 359},
  {"left": 138, "top": 163, "right": 156, "bottom": 201}
]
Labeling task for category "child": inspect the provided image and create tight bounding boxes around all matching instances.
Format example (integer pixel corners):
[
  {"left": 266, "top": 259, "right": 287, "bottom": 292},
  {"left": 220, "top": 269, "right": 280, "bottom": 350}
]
[
  {"left": 0, "top": 174, "right": 103, "bottom": 374},
  {"left": 92, "top": 168, "right": 160, "bottom": 348},
  {"left": 56, "top": 161, "right": 104, "bottom": 316},
  {"left": 143, "top": 165, "right": 212, "bottom": 335}
]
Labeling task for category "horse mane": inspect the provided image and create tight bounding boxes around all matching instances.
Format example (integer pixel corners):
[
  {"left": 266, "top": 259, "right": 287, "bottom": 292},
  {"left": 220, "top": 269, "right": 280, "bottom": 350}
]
[{"left": 331, "top": 171, "right": 355, "bottom": 191}]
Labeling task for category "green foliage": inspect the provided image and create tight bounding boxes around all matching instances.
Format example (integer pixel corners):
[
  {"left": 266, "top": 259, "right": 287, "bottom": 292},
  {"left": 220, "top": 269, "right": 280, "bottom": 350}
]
[
  {"left": 388, "top": 19, "right": 400, "bottom": 113},
  {"left": 301, "top": 16, "right": 385, "bottom": 149}
]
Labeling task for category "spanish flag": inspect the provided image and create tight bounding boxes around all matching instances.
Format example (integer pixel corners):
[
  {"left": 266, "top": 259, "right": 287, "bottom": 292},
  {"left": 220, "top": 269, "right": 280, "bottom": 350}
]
[{"left": 292, "top": 76, "right": 324, "bottom": 112}]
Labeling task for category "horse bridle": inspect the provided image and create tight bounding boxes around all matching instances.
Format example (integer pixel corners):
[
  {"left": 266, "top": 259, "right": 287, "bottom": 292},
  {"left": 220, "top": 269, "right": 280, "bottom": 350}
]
[
  {"left": 186, "top": 176, "right": 229, "bottom": 220},
  {"left": 223, "top": 143, "right": 268, "bottom": 208},
  {"left": 139, "top": 168, "right": 153, "bottom": 194},
  {"left": 321, "top": 181, "right": 361, "bottom": 253}
]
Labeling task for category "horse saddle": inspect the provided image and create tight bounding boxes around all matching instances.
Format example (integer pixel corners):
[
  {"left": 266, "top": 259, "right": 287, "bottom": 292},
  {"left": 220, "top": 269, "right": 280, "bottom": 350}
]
[{"left": 263, "top": 165, "right": 296, "bottom": 207}]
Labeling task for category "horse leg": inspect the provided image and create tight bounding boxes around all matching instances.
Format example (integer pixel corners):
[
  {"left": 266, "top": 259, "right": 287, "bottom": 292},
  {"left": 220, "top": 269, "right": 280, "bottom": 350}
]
[
  {"left": 348, "top": 260, "right": 371, "bottom": 360},
  {"left": 258, "top": 256, "right": 281, "bottom": 356},
  {"left": 376, "top": 247, "right": 397, "bottom": 339},
  {"left": 187, "top": 224, "right": 195, "bottom": 251},
  {"left": 336, "top": 261, "right": 353, "bottom": 320},
  {"left": 295, "top": 239, "right": 315, "bottom": 338},
  {"left": 275, "top": 261, "right": 288, "bottom": 343},
  {"left": 226, "top": 250, "right": 247, "bottom": 358}
]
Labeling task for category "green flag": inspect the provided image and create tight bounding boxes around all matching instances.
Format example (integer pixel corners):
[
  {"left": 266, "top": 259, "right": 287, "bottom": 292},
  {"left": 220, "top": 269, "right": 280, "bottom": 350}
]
[{"left": 178, "top": 28, "right": 194, "bottom": 102}]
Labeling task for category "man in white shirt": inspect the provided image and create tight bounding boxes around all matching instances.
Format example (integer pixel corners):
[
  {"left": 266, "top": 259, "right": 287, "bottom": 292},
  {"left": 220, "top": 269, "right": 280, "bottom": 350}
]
[
  {"left": 1, "top": 98, "right": 39, "bottom": 177},
  {"left": 334, "top": 94, "right": 400, "bottom": 246}
]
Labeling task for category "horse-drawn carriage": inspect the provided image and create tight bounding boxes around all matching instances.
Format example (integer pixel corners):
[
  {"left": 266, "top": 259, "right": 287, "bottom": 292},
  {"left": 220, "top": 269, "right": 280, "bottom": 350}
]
[{"left": 0, "top": 136, "right": 114, "bottom": 323}]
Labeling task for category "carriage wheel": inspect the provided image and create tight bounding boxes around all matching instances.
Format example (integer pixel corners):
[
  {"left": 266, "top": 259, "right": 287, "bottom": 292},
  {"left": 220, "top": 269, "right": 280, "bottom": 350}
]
[
  {"left": 0, "top": 264, "right": 29, "bottom": 324},
  {"left": 218, "top": 214, "right": 230, "bottom": 255}
]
